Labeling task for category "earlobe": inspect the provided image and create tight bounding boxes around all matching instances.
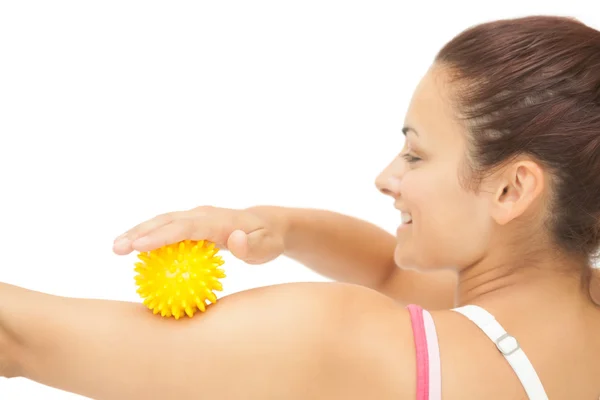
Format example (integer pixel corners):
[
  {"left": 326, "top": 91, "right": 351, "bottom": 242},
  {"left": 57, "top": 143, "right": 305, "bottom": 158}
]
[{"left": 490, "top": 161, "right": 544, "bottom": 226}]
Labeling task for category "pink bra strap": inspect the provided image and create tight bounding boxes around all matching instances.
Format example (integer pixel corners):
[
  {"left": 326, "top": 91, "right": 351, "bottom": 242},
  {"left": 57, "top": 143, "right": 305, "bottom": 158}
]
[
  {"left": 406, "top": 304, "right": 442, "bottom": 400},
  {"left": 407, "top": 304, "right": 429, "bottom": 400}
]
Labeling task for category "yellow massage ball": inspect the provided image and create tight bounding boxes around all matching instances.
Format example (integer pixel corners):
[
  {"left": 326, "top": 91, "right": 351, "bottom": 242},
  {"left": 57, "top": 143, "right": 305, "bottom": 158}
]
[{"left": 134, "top": 240, "right": 226, "bottom": 319}]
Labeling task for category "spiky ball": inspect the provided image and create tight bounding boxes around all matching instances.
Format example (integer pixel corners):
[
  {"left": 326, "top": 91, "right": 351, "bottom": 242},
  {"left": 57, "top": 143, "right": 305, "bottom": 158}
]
[{"left": 134, "top": 240, "right": 226, "bottom": 319}]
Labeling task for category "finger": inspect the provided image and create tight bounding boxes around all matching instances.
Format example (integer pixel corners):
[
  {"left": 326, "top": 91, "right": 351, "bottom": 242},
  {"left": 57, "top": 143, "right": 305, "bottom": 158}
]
[
  {"left": 112, "top": 238, "right": 135, "bottom": 255},
  {"left": 112, "top": 213, "right": 179, "bottom": 255},
  {"left": 227, "top": 230, "right": 249, "bottom": 260},
  {"left": 130, "top": 220, "right": 197, "bottom": 253},
  {"left": 236, "top": 228, "right": 284, "bottom": 265},
  {"left": 114, "top": 212, "right": 180, "bottom": 242}
]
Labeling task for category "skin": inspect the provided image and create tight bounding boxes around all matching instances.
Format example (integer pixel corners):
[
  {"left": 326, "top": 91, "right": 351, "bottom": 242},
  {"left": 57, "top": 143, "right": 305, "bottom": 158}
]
[{"left": 2, "top": 64, "right": 600, "bottom": 399}]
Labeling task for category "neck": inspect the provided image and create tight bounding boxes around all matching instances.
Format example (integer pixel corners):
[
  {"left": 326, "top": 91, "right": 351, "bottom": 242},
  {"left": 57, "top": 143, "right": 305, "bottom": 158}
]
[{"left": 456, "top": 251, "right": 591, "bottom": 309}]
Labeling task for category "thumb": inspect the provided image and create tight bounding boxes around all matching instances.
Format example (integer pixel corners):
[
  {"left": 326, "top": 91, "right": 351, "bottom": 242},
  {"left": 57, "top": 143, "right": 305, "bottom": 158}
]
[
  {"left": 227, "top": 228, "right": 282, "bottom": 264},
  {"left": 227, "top": 230, "right": 250, "bottom": 260}
]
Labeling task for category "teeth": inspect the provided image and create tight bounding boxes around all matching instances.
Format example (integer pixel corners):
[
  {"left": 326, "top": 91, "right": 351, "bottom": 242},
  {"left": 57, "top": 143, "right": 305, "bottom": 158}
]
[{"left": 401, "top": 212, "right": 412, "bottom": 224}]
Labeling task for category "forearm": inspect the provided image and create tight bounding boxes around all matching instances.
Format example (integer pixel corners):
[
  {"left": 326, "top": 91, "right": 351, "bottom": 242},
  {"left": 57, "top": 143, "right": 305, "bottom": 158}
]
[
  {"left": 268, "top": 207, "right": 397, "bottom": 289},
  {"left": 251, "top": 207, "right": 458, "bottom": 308}
]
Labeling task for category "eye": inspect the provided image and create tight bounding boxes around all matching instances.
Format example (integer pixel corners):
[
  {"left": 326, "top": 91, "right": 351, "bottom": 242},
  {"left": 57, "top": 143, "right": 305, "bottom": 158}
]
[{"left": 401, "top": 153, "right": 421, "bottom": 163}]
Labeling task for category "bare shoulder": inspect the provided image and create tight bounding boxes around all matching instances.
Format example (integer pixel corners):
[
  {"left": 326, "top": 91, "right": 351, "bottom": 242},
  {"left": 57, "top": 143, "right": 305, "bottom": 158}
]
[
  {"left": 207, "top": 282, "right": 600, "bottom": 399},
  {"left": 204, "top": 281, "right": 418, "bottom": 399},
  {"left": 201, "top": 281, "right": 581, "bottom": 399}
]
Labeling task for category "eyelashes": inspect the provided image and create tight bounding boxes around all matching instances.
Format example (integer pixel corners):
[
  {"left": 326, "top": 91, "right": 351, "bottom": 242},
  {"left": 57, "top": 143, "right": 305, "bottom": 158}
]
[{"left": 401, "top": 153, "right": 421, "bottom": 163}]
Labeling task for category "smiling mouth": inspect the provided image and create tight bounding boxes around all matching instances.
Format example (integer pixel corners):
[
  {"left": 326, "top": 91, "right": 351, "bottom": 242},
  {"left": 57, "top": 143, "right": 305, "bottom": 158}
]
[{"left": 401, "top": 212, "right": 413, "bottom": 224}]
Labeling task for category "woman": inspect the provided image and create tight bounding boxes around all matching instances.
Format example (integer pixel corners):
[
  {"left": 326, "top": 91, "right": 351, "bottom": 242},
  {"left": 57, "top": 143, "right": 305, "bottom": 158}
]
[{"left": 2, "top": 15, "right": 600, "bottom": 399}]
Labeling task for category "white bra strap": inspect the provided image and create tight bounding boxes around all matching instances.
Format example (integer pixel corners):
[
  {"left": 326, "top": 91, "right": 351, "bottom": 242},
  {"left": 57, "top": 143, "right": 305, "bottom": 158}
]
[{"left": 452, "top": 305, "right": 548, "bottom": 400}]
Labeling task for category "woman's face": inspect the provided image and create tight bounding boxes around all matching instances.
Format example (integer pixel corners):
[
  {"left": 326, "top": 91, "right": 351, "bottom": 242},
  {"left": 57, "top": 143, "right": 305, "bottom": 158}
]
[{"left": 376, "top": 67, "right": 494, "bottom": 271}]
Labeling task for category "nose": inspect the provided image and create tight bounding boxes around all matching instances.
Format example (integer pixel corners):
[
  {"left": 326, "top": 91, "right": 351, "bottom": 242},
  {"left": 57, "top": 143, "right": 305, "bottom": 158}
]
[{"left": 375, "top": 159, "right": 403, "bottom": 198}]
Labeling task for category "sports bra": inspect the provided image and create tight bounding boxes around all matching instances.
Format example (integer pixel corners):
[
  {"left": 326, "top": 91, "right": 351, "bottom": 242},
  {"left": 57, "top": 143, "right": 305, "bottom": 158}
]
[{"left": 405, "top": 304, "right": 549, "bottom": 400}]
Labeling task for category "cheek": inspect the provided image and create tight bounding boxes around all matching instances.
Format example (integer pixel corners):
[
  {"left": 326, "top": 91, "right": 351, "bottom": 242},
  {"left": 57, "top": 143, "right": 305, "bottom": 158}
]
[{"left": 397, "top": 170, "right": 490, "bottom": 268}]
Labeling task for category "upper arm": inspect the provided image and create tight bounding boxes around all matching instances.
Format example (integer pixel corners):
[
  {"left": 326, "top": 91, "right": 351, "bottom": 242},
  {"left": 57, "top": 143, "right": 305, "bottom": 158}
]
[
  {"left": 13, "top": 281, "right": 417, "bottom": 399},
  {"left": 189, "top": 282, "right": 417, "bottom": 399}
]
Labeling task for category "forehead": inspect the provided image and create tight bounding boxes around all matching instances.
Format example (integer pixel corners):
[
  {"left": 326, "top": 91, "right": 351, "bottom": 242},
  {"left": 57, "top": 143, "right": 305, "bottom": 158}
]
[{"left": 403, "top": 67, "right": 465, "bottom": 149}]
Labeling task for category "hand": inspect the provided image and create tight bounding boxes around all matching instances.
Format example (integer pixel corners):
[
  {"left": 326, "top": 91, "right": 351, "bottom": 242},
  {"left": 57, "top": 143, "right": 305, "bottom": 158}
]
[{"left": 112, "top": 206, "right": 286, "bottom": 264}]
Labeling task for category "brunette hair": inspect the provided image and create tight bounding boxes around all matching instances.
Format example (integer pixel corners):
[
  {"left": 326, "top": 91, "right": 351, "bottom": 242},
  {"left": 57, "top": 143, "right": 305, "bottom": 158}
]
[{"left": 435, "top": 16, "right": 600, "bottom": 285}]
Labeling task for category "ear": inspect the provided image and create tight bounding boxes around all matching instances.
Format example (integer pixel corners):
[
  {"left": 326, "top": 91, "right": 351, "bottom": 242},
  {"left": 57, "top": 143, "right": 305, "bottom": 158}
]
[{"left": 489, "top": 160, "right": 545, "bottom": 226}]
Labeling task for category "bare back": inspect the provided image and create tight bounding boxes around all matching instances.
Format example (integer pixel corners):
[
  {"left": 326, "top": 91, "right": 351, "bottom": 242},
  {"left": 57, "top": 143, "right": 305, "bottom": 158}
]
[
  {"left": 319, "top": 284, "right": 600, "bottom": 399},
  {"left": 432, "top": 307, "right": 600, "bottom": 399}
]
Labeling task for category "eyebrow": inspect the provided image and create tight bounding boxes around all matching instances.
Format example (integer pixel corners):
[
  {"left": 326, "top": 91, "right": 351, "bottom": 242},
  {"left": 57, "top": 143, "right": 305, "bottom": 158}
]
[{"left": 401, "top": 126, "right": 419, "bottom": 137}]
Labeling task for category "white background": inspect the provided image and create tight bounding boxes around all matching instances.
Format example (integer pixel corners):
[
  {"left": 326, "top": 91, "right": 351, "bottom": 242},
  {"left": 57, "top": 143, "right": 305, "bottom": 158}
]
[{"left": 1, "top": 1, "right": 598, "bottom": 398}]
